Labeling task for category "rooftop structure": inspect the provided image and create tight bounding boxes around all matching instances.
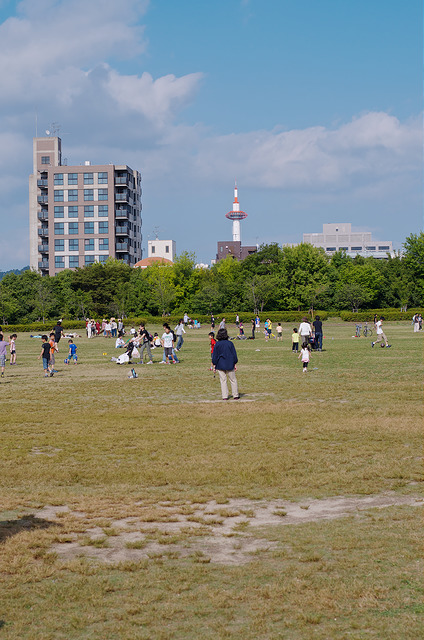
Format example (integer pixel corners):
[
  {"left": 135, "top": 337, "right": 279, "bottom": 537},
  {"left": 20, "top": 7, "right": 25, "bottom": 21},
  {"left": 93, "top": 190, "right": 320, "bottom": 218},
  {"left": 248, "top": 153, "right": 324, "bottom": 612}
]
[
  {"left": 303, "top": 223, "right": 394, "bottom": 259},
  {"left": 147, "top": 238, "right": 176, "bottom": 262},
  {"left": 29, "top": 137, "right": 142, "bottom": 275}
]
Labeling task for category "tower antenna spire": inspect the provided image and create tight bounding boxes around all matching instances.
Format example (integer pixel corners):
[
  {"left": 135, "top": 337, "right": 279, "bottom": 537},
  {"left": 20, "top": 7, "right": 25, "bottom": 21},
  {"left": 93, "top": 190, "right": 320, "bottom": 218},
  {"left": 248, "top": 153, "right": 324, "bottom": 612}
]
[{"left": 225, "top": 183, "right": 247, "bottom": 243}]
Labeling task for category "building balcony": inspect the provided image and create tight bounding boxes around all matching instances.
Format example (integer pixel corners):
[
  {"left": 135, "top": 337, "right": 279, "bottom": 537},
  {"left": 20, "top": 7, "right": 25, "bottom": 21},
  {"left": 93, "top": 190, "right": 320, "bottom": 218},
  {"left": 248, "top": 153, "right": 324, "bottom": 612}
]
[
  {"left": 37, "top": 195, "right": 48, "bottom": 204},
  {"left": 37, "top": 179, "right": 48, "bottom": 188},
  {"left": 38, "top": 227, "right": 49, "bottom": 237},
  {"left": 115, "top": 176, "right": 130, "bottom": 185},
  {"left": 38, "top": 244, "right": 49, "bottom": 253},
  {"left": 115, "top": 207, "right": 130, "bottom": 219},
  {"left": 38, "top": 211, "right": 49, "bottom": 221},
  {"left": 115, "top": 190, "right": 129, "bottom": 202},
  {"left": 116, "top": 242, "right": 129, "bottom": 252},
  {"left": 38, "top": 260, "right": 49, "bottom": 270},
  {"left": 115, "top": 225, "right": 129, "bottom": 235}
]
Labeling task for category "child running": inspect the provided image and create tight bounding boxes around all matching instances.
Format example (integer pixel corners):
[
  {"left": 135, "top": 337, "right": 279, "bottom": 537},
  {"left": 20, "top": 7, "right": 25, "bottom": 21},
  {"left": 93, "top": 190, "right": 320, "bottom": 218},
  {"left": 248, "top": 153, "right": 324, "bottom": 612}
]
[
  {"left": 299, "top": 342, "right": 311, "bottom": 373},
  {"left": 208, "top": 331, "right": 216, "bottom": 370},
  {"left": 292, "top": 328, "right": 299, "bottom": 352},
  {"left": 38, "top": 335, "right": 53, "bottom": 377},
  {"left": 65, "top": 339, "right": 78, "bottom": 364},
  {"left": 49, "top": 332, "right": 58, "bottom": 373},
  {"left": 9, "top": 334, "right": 17, "bottom": 365}
]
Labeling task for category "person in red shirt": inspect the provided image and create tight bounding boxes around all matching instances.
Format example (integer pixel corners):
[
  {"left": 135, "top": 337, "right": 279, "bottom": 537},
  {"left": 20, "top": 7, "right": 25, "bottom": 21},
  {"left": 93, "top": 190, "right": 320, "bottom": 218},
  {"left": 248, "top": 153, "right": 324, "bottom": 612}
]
[{"left": 208, "top": 332, "right": 216, "bottom": 371}]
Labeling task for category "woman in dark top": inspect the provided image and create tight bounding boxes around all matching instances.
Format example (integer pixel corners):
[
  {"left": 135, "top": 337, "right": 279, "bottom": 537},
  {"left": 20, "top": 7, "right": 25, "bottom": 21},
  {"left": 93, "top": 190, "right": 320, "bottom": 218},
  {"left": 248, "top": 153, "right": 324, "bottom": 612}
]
[{"left": 312, "top": 315, "right": 323, "bottom": 351}]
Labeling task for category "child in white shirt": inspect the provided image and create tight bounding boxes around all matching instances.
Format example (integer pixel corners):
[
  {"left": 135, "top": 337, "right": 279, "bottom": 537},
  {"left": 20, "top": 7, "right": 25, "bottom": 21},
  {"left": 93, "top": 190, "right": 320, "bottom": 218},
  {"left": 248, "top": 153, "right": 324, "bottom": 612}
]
[{"left": 298, "top": 343, "right": 311, "bottom": 373}]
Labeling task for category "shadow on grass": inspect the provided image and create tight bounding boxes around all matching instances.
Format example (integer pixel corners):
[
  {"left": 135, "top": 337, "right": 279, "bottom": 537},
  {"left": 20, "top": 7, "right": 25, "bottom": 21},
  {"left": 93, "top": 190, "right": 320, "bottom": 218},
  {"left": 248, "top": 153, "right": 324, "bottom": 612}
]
[{"left": 0, "top": 515, "right": 57, "bottom": 544}]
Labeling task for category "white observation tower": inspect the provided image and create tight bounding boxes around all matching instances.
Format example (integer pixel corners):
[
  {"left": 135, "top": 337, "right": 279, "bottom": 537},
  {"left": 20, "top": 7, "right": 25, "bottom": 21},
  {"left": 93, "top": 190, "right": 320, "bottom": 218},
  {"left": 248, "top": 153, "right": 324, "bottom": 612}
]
[{"left": 225, "top": 182, "right": 247, "bottom": 243}]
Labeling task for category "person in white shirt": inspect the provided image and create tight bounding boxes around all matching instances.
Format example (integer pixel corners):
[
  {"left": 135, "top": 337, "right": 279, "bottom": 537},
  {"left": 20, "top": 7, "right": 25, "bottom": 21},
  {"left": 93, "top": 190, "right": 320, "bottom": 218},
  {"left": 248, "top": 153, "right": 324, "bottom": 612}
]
[
  {"left": 298, "top": 343, "right": 311, "bottom": 373},
  {"left": 372, "top": 318, "right": 391, "bottom": 348},
  {"left": 298, "top": 317, "right": 312, "bottom": 346},
  {"left": 174, "top": 319, "right": 186, "bottom": 350},
  {"left": 161, "top": 326, "right": 177, "bottom": 364}
]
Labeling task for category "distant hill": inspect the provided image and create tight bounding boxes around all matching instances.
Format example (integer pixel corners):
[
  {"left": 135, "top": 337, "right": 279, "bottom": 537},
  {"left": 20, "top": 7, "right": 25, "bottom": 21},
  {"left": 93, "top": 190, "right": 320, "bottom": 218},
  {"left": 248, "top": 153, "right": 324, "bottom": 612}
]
[{"left": 0, "top": 266, "right": 30, "bottom": 280}]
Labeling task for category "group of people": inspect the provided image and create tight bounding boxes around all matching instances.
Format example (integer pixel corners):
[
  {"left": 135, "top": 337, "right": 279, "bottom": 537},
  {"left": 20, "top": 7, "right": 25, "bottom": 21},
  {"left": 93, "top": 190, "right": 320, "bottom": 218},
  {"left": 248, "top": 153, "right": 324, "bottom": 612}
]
[
  {"left": 86, "top": 318, "right": 125, "bottom": 339},
  {"left": 412, "top": 313, "right": 422, "bottom": 332},
  {"left": 116, "top": 319, "right": 187, "bottom": 366}
]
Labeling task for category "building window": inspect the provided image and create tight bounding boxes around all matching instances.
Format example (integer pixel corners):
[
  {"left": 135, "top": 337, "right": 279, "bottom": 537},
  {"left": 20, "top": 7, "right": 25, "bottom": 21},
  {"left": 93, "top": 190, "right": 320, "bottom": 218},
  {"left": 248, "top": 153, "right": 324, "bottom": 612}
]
[
  {"left": 69, "top": 255, "right": 79, "bottom": 269},
  {"left": 41, "top": 156, "right": 50, "bottom": 164},
  {"left": 55, "top": 239, "right": 64, "bottom": 251},
  {"left": 151, "top": 245, "right": 155, "bottom": 254},
  {"left": 98, "top": 255, "right": 108, "bottom": 263},
  {"left": 84, "top": 173, "right": 94, "bottom": 184},
  {"left": 68, "top": 222, "right": 78, "bottom": 235},
  {"left": 68, "top": 206, "right": 78, "bottom": 218},
  {"left": 326, "top": 247, "right": 336, "bottom": 252},
  {"left": 351, "top": 246, "right": 362, "bottom": 251},
  {"left": 339, "top": 247, "right": 348, "bottom": 251},
  {"left": 84, "top": 222, "right": 94, "bottom": 234},
  {"left": 98, "top": 221, "right": 108, "bottom": 234},
  {"left": 85, "top": 238, "right": 95, "bottom": 251},
  {"left": 54, "top": 173, "right": 63, "bottom": 185},
  {"left": 55, "top": 256, "right": 65, "bottom": 268},
  {"left": 378, "top": 245, "right": 390, "bottom": 250},
  {"left": 68, "top": 189, "right": 78, "bottom": 202},
  {"left": 84, "top": 205, "right": 94, "bottom": 217},
  {"left": 54, "top": 190, "right": 64, "bottom": 202},
  {"left": 84, "top": 189, "right": 94, "bottom": 201},
  {"left": 165, "top": 245, "right": 169, "bottom": 253},
  {"left": 67, "top": 173, "right": 78, "bottom": 185},
  {"left": 98, "top": 172, "right": 108, "bottom": 184},
  {"left": 98, "top": 188, "right": 108, "bottom": 201},
  {"left": 54, "top": 223, "right": 64, "bottom": 235},
  {"left": 98, "top": 205, "right": 108, "bottom": 217},
  {"left": 365, "top": 246, "right": 376, "bottom": 251},
  {"left": 54, "top": 206, "right": 64, "bottom": 218},
  {"left": 99, "top": 238, "right": 109, "bottom": 250},
  {"left": 69, "top": 239, "right": 79, "bottom": 251},
  {"left": 85, "top": 255, "right": 95, "bottom": 266}
]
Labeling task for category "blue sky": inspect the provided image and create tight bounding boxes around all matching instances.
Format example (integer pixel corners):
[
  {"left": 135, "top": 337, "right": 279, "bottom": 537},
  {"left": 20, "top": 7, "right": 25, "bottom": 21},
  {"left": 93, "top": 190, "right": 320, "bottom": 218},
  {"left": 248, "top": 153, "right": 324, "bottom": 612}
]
[{"left": 0, "top": 0, "right": 422, "bottom": 268}]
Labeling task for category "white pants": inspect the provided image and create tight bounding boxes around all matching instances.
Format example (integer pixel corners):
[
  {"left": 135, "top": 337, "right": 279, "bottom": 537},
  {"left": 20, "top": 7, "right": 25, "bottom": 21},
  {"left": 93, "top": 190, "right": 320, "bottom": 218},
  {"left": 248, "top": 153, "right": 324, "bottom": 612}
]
[{"left": 218, "top": 369, "right": 238, "bottom": 399}]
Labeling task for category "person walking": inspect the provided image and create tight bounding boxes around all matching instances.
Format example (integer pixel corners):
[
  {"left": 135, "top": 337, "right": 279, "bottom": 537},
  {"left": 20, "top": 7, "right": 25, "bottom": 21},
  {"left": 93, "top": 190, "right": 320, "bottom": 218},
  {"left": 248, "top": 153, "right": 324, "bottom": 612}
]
[
  {"left": 299, "top": 342, "right": 311, "bottom": 373},
  {"left": 372, "top": 317, "right": 391, "bottom": 348},
  {"left": 137, "top": 324, "right": 153, "bottom": 364},
  {"left": 298, "top": 317, "right": 312, "bottom": 347},
  {"left": 313, "top": 315, "right": 323, "bottom": 351},
  {"left": 174, "top": 319, "right": 186, "bottom": 350},
  {"left": 53, "top": 320, "right": 64, "bottom": 348},
  {"left": 251, "top": 319, "right": 255, "bottom": 339},
  {"left": 212, "top": 328, "right": 239, "bottom": 400},
  {"left": 0, "top": 332, "right": 8, "bottom": 378}
]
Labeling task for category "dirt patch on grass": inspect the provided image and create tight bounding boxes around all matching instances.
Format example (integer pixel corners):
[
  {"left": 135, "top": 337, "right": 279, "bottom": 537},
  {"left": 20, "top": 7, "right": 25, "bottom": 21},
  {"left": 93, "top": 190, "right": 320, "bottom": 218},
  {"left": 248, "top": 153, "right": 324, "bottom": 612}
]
[{"left": 41, "top": 492, "right": 423, "bottom": 566}]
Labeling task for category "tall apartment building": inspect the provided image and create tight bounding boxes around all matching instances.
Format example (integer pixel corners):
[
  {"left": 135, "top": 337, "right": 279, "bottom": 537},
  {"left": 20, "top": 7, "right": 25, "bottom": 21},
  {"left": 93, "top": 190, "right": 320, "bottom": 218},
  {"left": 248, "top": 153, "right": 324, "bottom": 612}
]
[
  {"left": 303, "top": 223, "right": 394, "bottom": 259},
  {"left": 29, "top": 137, "right": 142, "bottom": 275}
]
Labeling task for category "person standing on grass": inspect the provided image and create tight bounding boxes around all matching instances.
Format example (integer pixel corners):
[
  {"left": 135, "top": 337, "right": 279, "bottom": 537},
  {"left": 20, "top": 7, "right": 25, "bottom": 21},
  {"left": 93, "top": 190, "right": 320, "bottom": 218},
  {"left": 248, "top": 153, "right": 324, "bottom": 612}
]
[
  {"left": 313, "top": 315, "right": 323, "bottom": 351},
  {"left": 212, "top": 328, "right": 239, "bottom": 400},
  {"left": 38, "top": 335, "right": 53, "bottom": 377},
  {"left": 161, "top": 325, "right": 177, "bottom": 364},
  {"left": 298, "top": 317, "right": 312, "bottom": 346},
  {"left": 208, "top": 331, "right": 216, "bottom": 370},
  {"left": 299, "top": 342, "right": 311, "bottom": 373},
  {"left": 372, "top": 317, "right": 391, "bottom": 348},
  {"left": 65, "top": 339, "right": 78, "bottom": 365},
  {"left": 9, "top": 334, "right": 17, "bottom": 365},
  {"left": 53, "top": 320, "right": 64, "bottom": 348},
  {"left": 0, "top": 333, "right": 9, "bottom": 379},
  {"left": 137, "top": 324, "right": 153, "bottom": 365},
  {"left": 174, "top": 319, "right": 186, "bottom": 351},
  {"left": 219, "top": 317, "right": 226, "bottom": 330},
  {"left": 276, "top": 323, "right": 283, "bottom": 341},
  {"left": 292, "top": 328, "right": 299, "bottom": 352}
]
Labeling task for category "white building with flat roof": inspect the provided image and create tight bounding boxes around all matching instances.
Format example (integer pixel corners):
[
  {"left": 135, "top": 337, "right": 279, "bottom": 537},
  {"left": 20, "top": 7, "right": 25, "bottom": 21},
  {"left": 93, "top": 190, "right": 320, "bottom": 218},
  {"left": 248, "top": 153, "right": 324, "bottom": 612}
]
[
  {"left": 303, "top": 223, "right": 394, "bottom": 259},
  {"left": 147, "top": 239, "right": 176, "bottom": 262}
]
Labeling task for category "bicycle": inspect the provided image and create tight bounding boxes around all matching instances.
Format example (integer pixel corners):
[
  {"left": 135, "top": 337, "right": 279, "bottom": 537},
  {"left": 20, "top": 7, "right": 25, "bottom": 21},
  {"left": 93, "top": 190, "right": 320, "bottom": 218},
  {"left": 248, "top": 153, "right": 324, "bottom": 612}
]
[{"left": 363, "top": 322, "right": 373, "bottom": 337}]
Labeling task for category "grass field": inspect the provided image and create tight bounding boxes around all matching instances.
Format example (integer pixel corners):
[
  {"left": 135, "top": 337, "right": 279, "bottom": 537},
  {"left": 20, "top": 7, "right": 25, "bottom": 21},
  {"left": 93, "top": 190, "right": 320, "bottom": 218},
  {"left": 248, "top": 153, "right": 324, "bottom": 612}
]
[{"left": 0, "top": 321, "right": 423, "bottom": 639}]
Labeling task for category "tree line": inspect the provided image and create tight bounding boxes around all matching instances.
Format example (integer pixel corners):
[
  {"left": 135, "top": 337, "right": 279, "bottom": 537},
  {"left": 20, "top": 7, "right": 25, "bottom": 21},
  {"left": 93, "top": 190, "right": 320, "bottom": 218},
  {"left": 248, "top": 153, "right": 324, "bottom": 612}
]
[{"left": 0, "top": 233, "right": 422, "bottom": 323}]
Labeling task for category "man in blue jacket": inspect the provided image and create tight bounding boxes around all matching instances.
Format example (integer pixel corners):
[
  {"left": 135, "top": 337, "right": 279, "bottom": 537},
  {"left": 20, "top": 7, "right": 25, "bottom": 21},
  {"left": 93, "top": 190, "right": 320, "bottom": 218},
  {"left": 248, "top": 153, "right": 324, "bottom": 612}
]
[{"left": 212, "top": 328, "right": 239, "bottom": 400}]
